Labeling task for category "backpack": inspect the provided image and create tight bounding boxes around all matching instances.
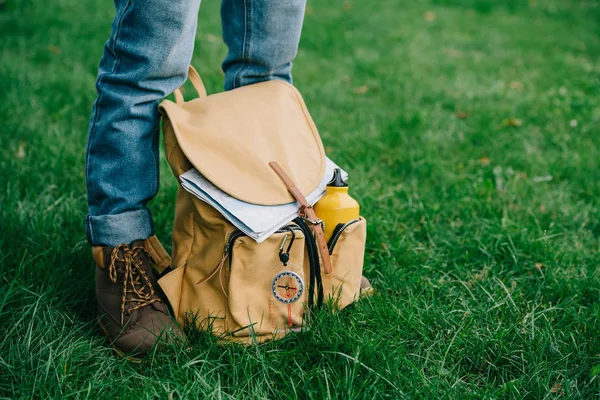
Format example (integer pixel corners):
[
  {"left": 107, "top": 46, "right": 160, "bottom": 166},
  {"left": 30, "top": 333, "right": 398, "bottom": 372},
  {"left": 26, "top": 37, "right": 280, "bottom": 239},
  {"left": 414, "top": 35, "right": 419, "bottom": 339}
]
[{"left": 155, "top": 66, "right": 367, "bottom": 344}]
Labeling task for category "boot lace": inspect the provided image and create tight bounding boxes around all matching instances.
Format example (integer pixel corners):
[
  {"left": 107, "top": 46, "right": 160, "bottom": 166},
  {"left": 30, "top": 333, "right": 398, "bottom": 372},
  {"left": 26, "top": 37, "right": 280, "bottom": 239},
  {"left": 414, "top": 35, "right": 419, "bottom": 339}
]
[{"left": 108, "top": 244, "right": 162, "bottom": 325}]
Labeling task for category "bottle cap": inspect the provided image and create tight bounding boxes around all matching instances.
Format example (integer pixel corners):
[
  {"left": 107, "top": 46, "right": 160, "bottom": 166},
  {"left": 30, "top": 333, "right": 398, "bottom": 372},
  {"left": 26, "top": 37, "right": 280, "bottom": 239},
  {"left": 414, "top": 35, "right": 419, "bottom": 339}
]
[{"left": 327, "top": 168, "right": 348, "bottom": 187}]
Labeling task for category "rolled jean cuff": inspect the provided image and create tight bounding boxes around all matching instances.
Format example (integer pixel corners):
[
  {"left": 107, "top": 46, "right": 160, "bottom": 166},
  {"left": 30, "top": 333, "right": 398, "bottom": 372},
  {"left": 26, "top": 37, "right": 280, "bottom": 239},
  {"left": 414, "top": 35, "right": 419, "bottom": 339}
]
[{"left": 86, "top": 209, "right": 154, "bottom": 247}]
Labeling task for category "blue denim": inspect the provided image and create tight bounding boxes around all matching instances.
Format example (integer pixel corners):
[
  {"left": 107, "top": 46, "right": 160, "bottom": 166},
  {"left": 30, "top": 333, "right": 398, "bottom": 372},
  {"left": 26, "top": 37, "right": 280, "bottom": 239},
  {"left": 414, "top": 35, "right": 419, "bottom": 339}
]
[{"left": 86, "top": 0, "right": 306, "bottom": 246}]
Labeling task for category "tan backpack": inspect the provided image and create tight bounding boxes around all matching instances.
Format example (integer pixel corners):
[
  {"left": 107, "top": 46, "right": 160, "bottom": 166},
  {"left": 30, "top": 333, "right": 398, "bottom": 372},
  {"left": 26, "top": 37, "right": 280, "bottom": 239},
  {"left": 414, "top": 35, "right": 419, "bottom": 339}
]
[{"left": 155, "top": 66, "right": 367, "bottom": 344}]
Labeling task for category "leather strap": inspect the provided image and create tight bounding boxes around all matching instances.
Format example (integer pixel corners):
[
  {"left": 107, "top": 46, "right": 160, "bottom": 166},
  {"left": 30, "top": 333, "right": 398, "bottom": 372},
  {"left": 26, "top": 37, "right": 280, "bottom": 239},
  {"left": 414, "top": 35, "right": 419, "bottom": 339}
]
[{"left": 269, "top": 161, "right": 333, "bottom": 274}]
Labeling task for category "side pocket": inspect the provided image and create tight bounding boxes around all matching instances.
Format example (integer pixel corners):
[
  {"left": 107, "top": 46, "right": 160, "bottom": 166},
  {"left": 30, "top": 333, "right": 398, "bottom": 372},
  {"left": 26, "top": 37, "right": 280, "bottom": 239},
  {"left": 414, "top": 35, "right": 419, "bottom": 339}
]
[
  {"left": 227, "top": 227, "right": 306, "bottom": 338},
  {"left": 322, "top": 217, "right": 367, "bottom": 310}
]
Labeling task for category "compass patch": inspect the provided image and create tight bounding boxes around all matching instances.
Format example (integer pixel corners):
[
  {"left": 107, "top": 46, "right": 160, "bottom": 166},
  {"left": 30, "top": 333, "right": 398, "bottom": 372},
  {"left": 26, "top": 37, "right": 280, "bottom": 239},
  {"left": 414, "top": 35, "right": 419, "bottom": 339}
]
[{"left": 271, "top": 271, "right": 304, "bottom": 303}]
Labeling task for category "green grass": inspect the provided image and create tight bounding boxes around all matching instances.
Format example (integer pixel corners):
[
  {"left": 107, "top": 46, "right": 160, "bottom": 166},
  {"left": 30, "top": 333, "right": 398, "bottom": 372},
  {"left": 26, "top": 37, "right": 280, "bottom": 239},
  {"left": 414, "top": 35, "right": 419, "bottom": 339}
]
[{"left": 1, "top": 0, "right": 599, "bottom": 398}]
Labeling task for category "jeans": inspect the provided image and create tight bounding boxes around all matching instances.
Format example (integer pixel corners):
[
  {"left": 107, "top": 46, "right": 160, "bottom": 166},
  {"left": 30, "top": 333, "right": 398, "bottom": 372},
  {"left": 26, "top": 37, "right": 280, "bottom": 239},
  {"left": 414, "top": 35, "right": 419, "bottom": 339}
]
[{"left": 86, "top": 0, "right": 306, "bottom": 246}]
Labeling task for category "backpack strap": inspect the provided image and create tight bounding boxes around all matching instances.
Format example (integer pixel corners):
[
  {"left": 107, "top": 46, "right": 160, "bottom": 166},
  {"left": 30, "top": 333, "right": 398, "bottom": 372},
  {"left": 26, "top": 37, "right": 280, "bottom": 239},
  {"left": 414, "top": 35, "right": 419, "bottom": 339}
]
[
  {"left": 173, "top": 65, "right": 208, "bottom": 104},
  {"left": 269, "top": 161, "right": 333, "bottom": 274},
  {"left": 294, "top": 217, "right": 324, "bottom": 308}
]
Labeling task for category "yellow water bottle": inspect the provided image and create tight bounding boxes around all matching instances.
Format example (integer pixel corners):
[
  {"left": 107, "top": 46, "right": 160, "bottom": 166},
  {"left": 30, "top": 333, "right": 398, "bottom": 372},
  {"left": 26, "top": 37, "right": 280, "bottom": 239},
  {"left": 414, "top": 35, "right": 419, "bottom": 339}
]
[{"left": 314, "top": 168, "right": 360, "bottom": 241}]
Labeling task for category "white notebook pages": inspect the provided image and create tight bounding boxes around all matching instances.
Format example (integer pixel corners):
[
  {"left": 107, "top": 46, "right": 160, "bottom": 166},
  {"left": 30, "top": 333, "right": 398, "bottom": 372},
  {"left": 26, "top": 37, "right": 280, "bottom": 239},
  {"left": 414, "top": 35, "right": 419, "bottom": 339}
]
[{"left": 179, "top": 158, "right": 347, "bottom": 243}]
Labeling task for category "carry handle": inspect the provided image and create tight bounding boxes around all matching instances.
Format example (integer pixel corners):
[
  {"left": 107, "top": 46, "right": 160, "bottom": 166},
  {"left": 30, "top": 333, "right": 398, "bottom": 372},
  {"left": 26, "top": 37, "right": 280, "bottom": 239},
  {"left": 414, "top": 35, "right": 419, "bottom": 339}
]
[{"left": 173, "top": 65, "right": 207, "bottom": 104}]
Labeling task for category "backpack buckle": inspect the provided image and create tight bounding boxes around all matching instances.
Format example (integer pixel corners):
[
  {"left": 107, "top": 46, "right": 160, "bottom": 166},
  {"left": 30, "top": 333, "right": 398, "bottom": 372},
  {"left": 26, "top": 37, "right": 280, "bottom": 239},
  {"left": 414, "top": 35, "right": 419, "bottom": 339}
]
[{"left": 301, "top": 216, "right": 324, "bottom": 230}]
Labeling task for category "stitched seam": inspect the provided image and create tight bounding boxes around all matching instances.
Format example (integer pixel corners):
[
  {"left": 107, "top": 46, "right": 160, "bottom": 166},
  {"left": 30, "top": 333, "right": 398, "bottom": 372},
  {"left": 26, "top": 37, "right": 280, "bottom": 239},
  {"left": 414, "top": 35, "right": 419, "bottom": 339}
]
[
  {"left": 85, "top": 0, "right": 133, "bottom": 212},
  {"left": 151, "top": 126, "right": 160, "bottom": 217},
  {"left": 86, "top": 214, "right": 94, "bottom": 244},
  {"left": 98, "top": 300, "right": 126, "bottom": 331},
  {"left": 177, "top": 199, "right": 196, "bottom": 320},
  {"left": 232, "top": 0, "right": 251, "bottom": 89}
]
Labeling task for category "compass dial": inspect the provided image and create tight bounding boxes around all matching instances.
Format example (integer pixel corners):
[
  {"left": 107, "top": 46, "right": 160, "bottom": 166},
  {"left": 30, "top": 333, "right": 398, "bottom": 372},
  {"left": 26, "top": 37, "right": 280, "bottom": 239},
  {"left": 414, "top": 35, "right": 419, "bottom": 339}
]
[{"left": 272, "top": 271, "right": 304, "bottom": 304}]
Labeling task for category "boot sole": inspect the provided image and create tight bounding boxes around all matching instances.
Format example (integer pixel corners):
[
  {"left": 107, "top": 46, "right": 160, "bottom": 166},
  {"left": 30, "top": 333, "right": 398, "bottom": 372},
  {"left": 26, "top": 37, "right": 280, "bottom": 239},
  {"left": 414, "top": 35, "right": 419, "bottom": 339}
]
[{"left": 97, "top": 316, "right": 143, "bottom": 363}]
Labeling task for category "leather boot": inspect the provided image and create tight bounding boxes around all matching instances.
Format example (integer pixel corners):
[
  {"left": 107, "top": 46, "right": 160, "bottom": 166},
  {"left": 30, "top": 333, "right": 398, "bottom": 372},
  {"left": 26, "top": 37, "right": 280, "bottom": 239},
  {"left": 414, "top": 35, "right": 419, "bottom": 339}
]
[
  {"left": 92, "top": 238, "right": 183, "bottom": 360},
  {"left": 360, "top": 276, "right": 375, "bottom": 297}
]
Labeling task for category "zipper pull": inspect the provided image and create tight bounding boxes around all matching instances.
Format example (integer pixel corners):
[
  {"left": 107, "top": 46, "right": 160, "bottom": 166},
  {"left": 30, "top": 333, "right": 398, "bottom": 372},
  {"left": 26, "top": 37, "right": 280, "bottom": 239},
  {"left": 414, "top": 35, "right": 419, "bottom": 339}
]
[
  {"left": 279, "top": 235, "right": 288, "bottom": 253},
  {"left": 196, "top": 252, "right": 228, "bottom": 285},
  {"left": 279, "top": 234, "right": 290, "bottom": 266}
]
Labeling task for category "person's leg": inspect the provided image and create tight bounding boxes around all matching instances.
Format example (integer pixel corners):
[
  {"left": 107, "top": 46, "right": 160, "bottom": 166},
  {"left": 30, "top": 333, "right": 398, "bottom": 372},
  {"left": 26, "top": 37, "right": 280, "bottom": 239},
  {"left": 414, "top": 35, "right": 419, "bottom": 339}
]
[
  {"left": 86, "top": 0, "right": 201, "bottom": 359},
  {"left": 220, "top": 0, "right": 306, "bottom": 91},
  {"left": 86, "top": 0, "right": 201, "bottom": 247}
]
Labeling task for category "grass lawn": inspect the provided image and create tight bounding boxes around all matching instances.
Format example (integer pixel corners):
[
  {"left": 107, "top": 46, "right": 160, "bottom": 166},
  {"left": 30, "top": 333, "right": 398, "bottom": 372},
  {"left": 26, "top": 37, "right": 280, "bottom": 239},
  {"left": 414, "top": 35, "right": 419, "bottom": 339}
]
[{"left": 1, "top": 0, "right": 600, "bottom": 398}]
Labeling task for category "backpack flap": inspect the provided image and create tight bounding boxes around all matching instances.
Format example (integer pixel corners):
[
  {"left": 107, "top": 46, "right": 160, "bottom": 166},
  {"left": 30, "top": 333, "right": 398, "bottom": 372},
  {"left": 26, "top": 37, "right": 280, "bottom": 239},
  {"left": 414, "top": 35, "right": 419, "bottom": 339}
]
[{"left": 159, "top": 66, "right": 326, "bottom": 206}]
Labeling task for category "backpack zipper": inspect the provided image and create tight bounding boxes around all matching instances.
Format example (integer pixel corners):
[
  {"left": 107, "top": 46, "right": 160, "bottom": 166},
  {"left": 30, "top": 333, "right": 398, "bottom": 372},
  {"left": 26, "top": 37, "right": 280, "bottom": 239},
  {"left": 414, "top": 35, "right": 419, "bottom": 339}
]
[
  {"left": 225, "top": 225, "right": 302, "bottom": 260},
  {"left": 197, "top": 225, "right": 303, "bottom": 286},
  {"left": 327, "top": 218, "right": 361, "bottom": 254}
]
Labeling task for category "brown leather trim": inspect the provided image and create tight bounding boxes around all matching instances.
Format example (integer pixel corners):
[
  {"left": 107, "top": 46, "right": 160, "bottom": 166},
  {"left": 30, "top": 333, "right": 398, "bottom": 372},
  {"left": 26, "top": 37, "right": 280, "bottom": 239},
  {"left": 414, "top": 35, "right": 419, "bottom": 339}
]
[
  {"left": 92, "top": 246, "right": 104, "bottom": 268},
  {"left": 144, "top": 235, "right": 172, "bottom": 273},
  {"left": 302, "top": 207, "right": 333, "bottom": 274},
  {"left": 269, "top": 161, "right": 333, "bottom": 274}
]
